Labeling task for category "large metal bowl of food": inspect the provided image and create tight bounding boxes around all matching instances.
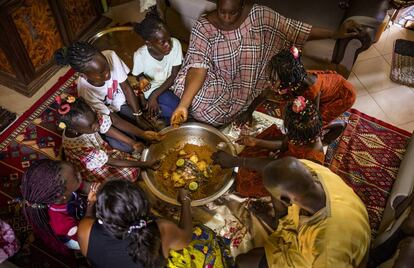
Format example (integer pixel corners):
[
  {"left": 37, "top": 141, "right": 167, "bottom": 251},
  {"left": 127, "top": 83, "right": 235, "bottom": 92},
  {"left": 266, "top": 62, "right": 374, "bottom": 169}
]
[{"left": 141, "top": 122, "right": 237, "bottom": 206}]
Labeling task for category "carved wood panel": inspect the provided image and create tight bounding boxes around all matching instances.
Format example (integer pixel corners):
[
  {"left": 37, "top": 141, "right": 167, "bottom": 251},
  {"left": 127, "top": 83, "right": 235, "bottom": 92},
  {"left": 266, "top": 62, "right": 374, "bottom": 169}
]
[{"left": 11, "top": 0, "right": 63, "bottom": 70}]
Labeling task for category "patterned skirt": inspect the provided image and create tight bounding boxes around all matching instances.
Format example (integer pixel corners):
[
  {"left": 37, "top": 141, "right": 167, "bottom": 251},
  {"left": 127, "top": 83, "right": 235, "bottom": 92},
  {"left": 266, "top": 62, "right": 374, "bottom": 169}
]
[{"left": 167, "top": 224, "right": 235, "bottom": 268}]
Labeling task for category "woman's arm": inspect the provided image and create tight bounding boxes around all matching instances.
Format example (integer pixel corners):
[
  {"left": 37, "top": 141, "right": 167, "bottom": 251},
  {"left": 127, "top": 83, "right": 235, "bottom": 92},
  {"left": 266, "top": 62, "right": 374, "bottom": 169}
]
[
  {"left": 308, "top": 20, "right": 363, "bottom": 41},
  {"left": 179, "top": 67, "right": 207, "bottom": 109},
  {"left": 170, "top": 67, "right": 207, "bottom": 126}
]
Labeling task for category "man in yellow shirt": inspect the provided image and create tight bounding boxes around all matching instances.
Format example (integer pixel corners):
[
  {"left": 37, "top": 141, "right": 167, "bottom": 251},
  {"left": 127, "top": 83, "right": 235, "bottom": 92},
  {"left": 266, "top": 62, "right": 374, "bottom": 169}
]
[{"left": 213, "top": 154, "right": 371, "bottom": 267}]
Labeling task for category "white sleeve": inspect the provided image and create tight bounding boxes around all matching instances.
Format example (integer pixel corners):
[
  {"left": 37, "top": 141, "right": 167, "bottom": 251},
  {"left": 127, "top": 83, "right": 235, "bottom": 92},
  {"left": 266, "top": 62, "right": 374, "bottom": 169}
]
[
  {"left": 132, "top": 49, "right": 145, "bottom": 76},
  {"left": 99, "top": 114, "right": 112, "bottom": 134},
  {"left": 110, "top": 51, "right": 130, "bottom": 83},
  {"left": 171, "top": 38, "right": 183, "bottom": 66},
  {"left": 77, "top": 83, "right": 111, "bottom": 115}
]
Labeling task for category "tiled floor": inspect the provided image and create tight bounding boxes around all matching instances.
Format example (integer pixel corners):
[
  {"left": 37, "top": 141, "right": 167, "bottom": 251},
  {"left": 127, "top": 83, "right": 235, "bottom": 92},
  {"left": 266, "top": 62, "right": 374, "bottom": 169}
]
[
  {"left": 0, "top": 6, "right": 413, "bottom": 133},
  {"left": 351, "top": 24, "right": 414, "bottom": 132}
]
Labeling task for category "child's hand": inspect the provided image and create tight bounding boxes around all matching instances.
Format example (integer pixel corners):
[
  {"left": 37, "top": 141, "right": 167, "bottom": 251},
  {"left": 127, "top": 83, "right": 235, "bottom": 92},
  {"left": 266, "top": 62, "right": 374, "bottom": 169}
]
[
  {"left": 139, "top": 78, "right": 151, "bottom": 92},
  {"left": 147, "top": 96, "right": 160, "bottom": 118},
  {"left": 143, "top": 131, "right": 165, "bottom": 142},
  {"left": 142, "top": 159, "right": 161, "bottom": 170},
  {"left": 133, "top": 142, "right": 144, "bottom": 153},
  {"left": 236, "top": 136, "right": 258, "bottom": 147},
  {"left": 87, "top": 182, "right": 101, "bottom": 204}
]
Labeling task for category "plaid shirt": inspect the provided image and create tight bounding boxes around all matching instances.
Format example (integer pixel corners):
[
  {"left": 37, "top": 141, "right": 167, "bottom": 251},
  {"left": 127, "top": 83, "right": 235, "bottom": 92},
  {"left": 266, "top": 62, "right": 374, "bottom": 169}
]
[{"left": 172, "top": 5, "right": 311, "bottom": 126}]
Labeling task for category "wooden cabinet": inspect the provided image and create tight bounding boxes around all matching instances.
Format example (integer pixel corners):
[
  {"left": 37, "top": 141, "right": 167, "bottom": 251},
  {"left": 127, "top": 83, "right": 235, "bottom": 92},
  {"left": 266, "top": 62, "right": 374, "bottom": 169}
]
[{"left": 0, "top": 0, "right": 111, "bottom": 97}]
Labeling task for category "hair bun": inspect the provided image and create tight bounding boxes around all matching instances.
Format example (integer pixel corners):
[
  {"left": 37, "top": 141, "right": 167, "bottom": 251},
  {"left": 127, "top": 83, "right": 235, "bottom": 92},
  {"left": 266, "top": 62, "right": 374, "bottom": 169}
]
[{"left": 54, "top": 47, "right": 69, "bottom": 66}]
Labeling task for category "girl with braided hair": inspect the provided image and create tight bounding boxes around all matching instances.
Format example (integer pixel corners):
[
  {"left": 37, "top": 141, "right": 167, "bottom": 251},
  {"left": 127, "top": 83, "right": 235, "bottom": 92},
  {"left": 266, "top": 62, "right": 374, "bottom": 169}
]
[
  {"left": 54, "top": 41, "right": 156, "bottom": 153},
  {"left": 228, "top": 96, "right": 338, "bottom": 197},
  {"left": 20, "top": 159, "right": 99, "bottom": 251},
  {"left": 132, "top": 6, "right": 182, "bottom": 125},
  {"left": 238, "top": 46, "right": 356, "bottom": 129},
  {"left": 78, "top": 180, "right": 234, "bottom": 268},
  {"left": 57, "top": 95, "right": 159, "bottom": 182}
]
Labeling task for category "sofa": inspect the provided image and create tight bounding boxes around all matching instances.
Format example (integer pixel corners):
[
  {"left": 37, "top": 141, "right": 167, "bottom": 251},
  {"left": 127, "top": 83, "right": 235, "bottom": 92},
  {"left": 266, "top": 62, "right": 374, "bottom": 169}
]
[
  {"left": 368, "top": 134, "right": 414, "bottom": 267},
  {"left": 156, "top": 0, "right": 390, "bottom": 78}
]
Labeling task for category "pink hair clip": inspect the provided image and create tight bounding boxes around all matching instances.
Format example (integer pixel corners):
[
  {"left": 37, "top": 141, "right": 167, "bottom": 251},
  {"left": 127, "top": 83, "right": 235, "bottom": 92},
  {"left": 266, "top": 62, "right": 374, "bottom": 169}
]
[
  {"left": 292, "top": 96, "right": 307, "bottom": 113},
  {"left": 290, "top": 46, "right": 300, "bottom": 60},
  {"left": 58, "top": 104, "right": 71, "bottom": 115}
]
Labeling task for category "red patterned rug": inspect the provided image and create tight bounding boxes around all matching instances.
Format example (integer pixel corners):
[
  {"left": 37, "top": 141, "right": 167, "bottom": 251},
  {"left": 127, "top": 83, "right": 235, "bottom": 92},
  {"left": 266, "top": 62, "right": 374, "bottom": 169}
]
[
  {"left": 0, "top": 68, "right": 412, "bottom": 265},
  {"left": 0, "top": 69, "right": 83, "bottom": 267},
  {"left": 324, "top": 109, "right": 412, "bottom": 238}
]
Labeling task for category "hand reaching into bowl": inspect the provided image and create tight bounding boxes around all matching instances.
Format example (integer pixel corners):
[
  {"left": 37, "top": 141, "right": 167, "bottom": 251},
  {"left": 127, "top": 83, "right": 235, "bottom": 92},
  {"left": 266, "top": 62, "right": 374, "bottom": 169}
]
[
  {"left": 212, "top": 151, "right": 239, "bottom": 169},
  {"left": 141, "top": 159, "right": 161, "bottom": 170},
  {"left": 171, "top": 106, "right": 188, "bottom": 128},
  {"left": 143, "top": 131, "right": 165, "bottom": 142}
]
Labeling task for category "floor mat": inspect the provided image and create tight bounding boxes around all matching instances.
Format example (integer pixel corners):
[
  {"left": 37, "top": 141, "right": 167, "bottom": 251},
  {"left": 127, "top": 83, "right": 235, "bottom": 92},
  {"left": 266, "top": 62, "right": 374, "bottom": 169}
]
[
  {"left": 0, "top": 69, "right": 85, "bottom": 267},
  {"left": 391, "top": 39, "right": 414, "bottom": 87},
  {"left": 324, "top": 108, "right": 412, "bottom": 238}
]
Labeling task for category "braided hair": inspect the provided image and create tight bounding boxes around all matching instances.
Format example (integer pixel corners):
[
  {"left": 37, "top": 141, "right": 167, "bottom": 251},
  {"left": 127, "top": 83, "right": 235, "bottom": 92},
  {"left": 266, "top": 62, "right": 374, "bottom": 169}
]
[
  {"left": 284, "top": 97, "right": 322, "bottom": 145},
  {"left": 54, "top": 42, "right": 99, "bottom": 72},
  {"left": 269, "top": 48, "right": 307, "bottom": 93},
  {"left": 96, "top": 180, "right": 165, "bottom": 267},
  {"left": 57, "top": 97, "right": 95, "bottom": 132},
  {"left": 21, "top": 159, "right": 68, "bottom": 253},
  {"left": 133, "top": 6, "right": 166, "bottom": 40}
]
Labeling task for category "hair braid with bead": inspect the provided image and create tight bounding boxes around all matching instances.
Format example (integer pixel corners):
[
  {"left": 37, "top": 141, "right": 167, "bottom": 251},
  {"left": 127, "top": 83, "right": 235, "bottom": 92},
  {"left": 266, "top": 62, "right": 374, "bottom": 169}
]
[{"left": 21, "top": 159, "right": 67, "bottom": 251}]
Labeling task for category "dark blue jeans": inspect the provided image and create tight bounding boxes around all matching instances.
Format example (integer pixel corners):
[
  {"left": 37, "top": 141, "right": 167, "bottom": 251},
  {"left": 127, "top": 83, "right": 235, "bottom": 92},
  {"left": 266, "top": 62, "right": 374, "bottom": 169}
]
[
  {"left": 102, "top": 104, "right": 135, "bottom": 153},
  {"left": 157, "top": 90, "right": 180, "bottom": 124}
]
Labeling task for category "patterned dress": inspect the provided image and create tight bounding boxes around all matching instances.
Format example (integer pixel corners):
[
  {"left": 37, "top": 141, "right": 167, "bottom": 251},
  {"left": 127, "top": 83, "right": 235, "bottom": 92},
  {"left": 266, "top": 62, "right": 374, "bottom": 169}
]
[
  {"left": 63, "top": 114, "right": 139, "bottom": 182},
  {"left": 167, "top": 224, "right": 234, "bottom": 268},
  {"left": 172, "top": 5, "right": 311, "bottom": 126},
  {"left": 304, "top": 70, "right": 356, "bottom": 125}
]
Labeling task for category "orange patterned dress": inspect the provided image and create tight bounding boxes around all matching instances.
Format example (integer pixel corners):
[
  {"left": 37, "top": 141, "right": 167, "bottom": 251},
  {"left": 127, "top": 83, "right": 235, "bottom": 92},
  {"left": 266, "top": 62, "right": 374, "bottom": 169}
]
[{"left": 304, "top": 70, "right": 356, "bottom": 125}]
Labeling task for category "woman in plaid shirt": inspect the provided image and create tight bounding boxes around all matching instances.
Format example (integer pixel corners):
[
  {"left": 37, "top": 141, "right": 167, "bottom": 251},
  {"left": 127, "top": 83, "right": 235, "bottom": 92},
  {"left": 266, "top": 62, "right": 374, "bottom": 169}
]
[{"left": 170, "top": 0, "right": 362, "bottom": 127}]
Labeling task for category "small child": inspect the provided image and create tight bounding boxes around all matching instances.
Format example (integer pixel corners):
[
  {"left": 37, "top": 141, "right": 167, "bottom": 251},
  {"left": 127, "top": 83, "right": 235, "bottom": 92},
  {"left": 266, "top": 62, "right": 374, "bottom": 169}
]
[
  {"left": 238, "top": 46, "right": 355, "bottom": 132},
  {"left": 132, "top": 7, "right": 181, "bottom": 124},
  {"left": 57, "top": 96, "right": 159, "bottom": 182},
  {"left": 54, "top": 42, "right": 155, "bottom": 152},
  {"left": 239, "top": 96, "right": 325, "bottom": 164},
  {"left": 269, "top": 47, "right": 356, "bottom": 125},
  {"left": 20, "top": 159, "right": 99, "bottom": 251},
  {"left": 233, "top": 96, "right": 336, "bottom": 197}
]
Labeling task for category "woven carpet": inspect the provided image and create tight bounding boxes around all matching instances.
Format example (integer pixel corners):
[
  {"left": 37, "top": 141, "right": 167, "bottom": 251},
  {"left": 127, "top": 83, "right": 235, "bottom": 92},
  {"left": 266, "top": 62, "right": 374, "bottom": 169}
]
[
  {"left": 0, "top": 69, "right": 83, "bottom": 267},
  {"left": 324, "top": 109, "right": 412, "bottom": 238},
  {"left": 0, "top": 67, "right": 412, "bottom": 265},
  {"left": 391, "top": 39, "right": 414, "bottom": 87}
]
